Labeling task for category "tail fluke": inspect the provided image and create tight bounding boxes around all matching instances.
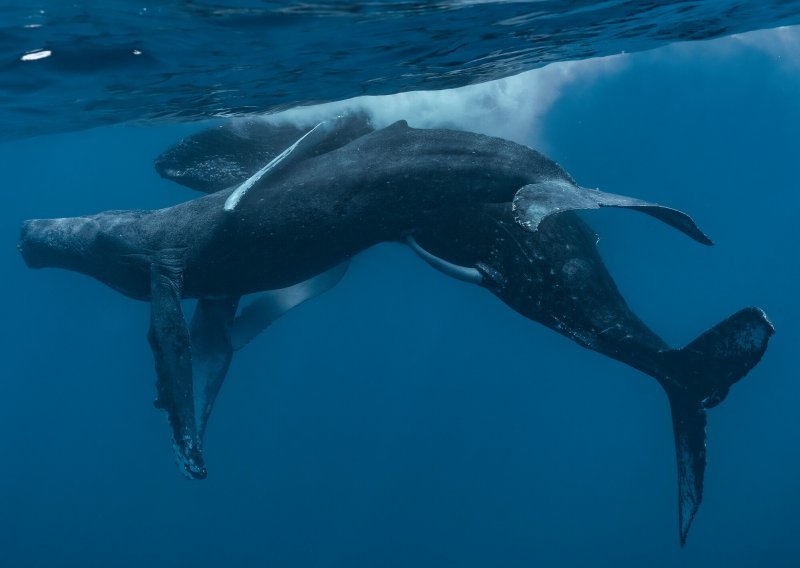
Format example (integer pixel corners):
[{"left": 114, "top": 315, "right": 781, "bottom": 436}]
[
  {"left": 665, "top": 390, "right": 707, "bottom": 546},
  {"left": 658, "top": 307, "right": 774, "bottom": 545}
]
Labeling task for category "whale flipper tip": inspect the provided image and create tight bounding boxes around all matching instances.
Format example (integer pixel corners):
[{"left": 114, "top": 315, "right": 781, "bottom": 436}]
[{"left": 512, "top": 180, "right": 713, "bottom": 245}]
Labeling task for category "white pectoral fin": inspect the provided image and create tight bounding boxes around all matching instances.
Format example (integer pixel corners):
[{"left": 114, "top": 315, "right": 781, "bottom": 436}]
[
  {"left": 230, "top": 261, "right": 350, "bottom": 350},
  {"left": 223, "top": 115, "right": 356, "bottom": 212},
  {"left": 511, "top": 179, "right": 713, "bottom": 245},
  {"left": 406, "top": 236, "right": 483, "bottom": 284}
]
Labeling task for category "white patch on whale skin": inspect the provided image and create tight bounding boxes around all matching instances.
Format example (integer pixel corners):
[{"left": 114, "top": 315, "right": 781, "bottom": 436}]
[{"left": 223, "top": 117, "right": 343, "bottom": 212}]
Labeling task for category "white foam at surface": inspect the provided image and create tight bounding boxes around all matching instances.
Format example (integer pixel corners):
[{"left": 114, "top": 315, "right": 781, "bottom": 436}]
[
  {"left": 253, "top": 55, "right": 628, "bottom": 148},
  {"left": 246, "top": 25, "right": 800, "bottom": 149}
]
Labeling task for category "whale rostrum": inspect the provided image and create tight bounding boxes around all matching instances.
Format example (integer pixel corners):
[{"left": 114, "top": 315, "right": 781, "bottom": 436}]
[{"left": 19, "top": 118, "right": 773, "bottom": 545}]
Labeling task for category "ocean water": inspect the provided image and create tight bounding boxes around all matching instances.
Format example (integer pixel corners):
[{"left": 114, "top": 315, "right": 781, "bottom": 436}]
[
  {"left": 4, "top": 1, "right": 800, "bottom": 137},
  {"left": 1, "top": 5, "right": 799, "bottom": 568}
]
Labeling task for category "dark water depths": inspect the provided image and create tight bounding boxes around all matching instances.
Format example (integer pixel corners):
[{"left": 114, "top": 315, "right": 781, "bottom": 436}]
[
  {"left": 2, "top": 29, "right": 799, "bottom": 566},
  {"left": 3, "top": 1, "right": 800, "bottom": 137}
]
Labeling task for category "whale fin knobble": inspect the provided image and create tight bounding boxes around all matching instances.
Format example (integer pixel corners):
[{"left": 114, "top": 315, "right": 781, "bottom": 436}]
[{"left": 512, "top": 180, "right": 713, "bottom": 245}]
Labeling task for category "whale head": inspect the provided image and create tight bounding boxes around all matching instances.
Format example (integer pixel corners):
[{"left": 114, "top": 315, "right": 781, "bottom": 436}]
[
  {"left": 20, "top": 216, "right": 100, "bottom": 271},
  {"left": 19, "top": 211, "right": 151, "bottom": 299}
]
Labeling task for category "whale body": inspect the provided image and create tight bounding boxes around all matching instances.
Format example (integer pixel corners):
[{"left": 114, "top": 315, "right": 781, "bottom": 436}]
[{"left": 19, "top": 118, "right": 773, "bottom": 545}]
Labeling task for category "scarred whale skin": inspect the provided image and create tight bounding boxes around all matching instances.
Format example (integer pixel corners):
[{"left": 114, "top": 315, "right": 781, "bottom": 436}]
[
  {"left": 19, "top": 120, "right": 773, "bottom": 545},
  {"left": 22, "top": 121, "right": 568, "bottom": 299}
]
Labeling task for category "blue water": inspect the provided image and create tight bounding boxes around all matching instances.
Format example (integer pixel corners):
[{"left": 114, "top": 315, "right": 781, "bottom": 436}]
[
  {"left": 1, "top": 12, "right": 800, "bottom": 568},
  {"left": 3, "top": 1, "right": 800, "bottom": 138}
]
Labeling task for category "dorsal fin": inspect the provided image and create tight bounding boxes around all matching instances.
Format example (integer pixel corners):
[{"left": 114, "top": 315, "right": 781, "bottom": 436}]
[{"left": 512, "top": 179, "right": 713, "bottom": 245}]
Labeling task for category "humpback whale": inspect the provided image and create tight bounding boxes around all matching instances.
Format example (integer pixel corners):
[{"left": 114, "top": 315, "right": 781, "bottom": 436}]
[{"left": 19, "top": 116, "right": 772, "bottom": 545}]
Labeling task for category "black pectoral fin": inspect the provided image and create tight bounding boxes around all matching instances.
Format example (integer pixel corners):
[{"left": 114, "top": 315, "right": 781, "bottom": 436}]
[
  {"left": 666, "top": 392, "right": 708, "bottom": 546},
  {"left": 148, "top": 260, "right": 206, "bottom": 479},
  {"left": 512, "top": 180, "right": 713, "bottom": 245},
  {"left": 190, "top": 296, "right": 239, "bottom": 444}
]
